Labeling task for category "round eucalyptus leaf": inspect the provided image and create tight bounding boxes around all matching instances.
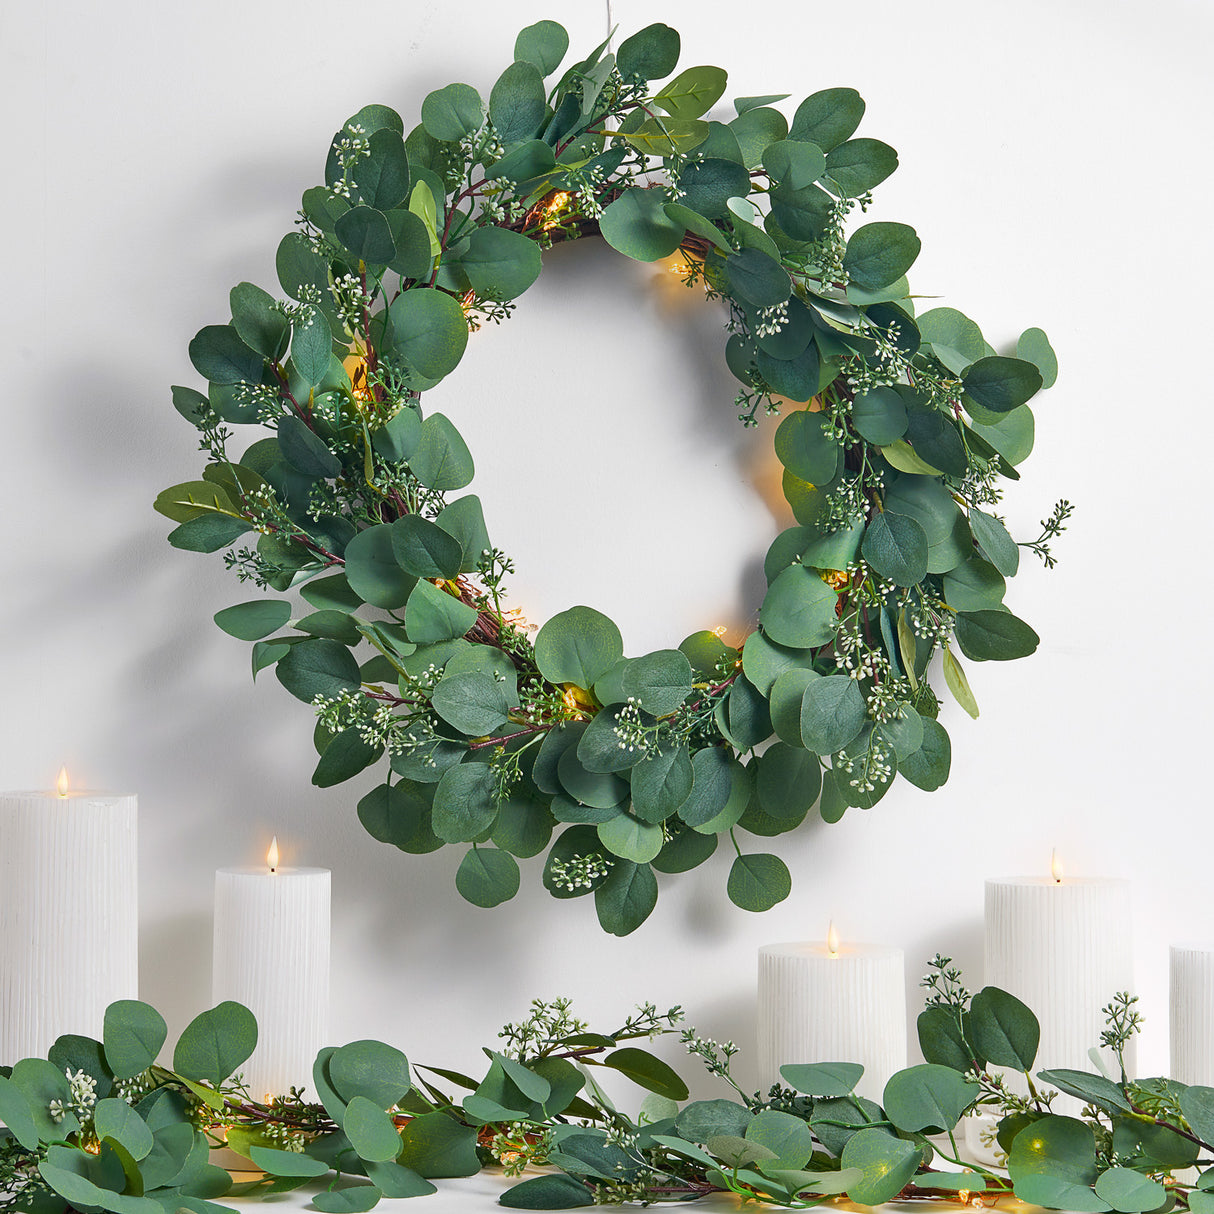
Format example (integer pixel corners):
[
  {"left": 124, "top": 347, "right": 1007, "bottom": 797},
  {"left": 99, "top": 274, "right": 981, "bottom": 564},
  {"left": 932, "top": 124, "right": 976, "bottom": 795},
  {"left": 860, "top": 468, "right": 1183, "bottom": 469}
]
[
  {"left": 420, "top": 82, "right": 483, "bottom": 142},
  {"left": 456, "top": 847, "right": 521, "bottom": 908},
  {"left": 600, "top": 190, "right": 685, "bottom": 262},
  {"left": 861, "top": 511, "right": 928, "bottom": 587},
  {"left": 727, "top": 852, "right": 792, "bottom": 911},
  {"left": 173, "top": 1002, "right": 258, "bottom": 1086},
  {"left": 329, "top": 1040, "right": 411, "bottom": 1110},
  {"left": 756, "top": 743, "right": 821, "bottom": 821},
  {"left": 535, "top": 606, "right": 623, "bottom": 689},
  {"left": 760, "top": 565, "right": 839, "bottom": 649},
  {"left": 799, "top": 675, "right": 866, "bottom": 756},
  {"left": 432, "top": 763, "right": 499, "bottom": 842}
]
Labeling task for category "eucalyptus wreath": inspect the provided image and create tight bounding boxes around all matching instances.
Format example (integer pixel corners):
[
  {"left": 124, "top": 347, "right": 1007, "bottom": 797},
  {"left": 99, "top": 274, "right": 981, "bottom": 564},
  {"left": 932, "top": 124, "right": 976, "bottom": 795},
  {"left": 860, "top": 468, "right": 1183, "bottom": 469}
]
[
  {"left": 0, "top": 967, "right": 1196, "bottom": 1214},
  {"left": 157, "top": 19, "right": 1067, "bottom": 933}
]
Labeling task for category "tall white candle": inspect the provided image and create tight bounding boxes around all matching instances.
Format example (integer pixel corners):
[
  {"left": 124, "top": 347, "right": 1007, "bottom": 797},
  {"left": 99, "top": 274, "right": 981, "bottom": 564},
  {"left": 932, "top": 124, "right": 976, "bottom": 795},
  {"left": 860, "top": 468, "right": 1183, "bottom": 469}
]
[
  {"left": 1171, "top": 944, "right": 1214, "bottom": 1085},
  {"left": 213, "top": 838, "right": 330, "bottom": 1098},
  {"left": 985, "top": 863, "right": 1133, "bottom": 1079},
  {"left": 758, "top": 927, "right": 906, "bottom": 1102},
  {"left": 0, "top": 773, "right": 138, "bottom": 1062}
]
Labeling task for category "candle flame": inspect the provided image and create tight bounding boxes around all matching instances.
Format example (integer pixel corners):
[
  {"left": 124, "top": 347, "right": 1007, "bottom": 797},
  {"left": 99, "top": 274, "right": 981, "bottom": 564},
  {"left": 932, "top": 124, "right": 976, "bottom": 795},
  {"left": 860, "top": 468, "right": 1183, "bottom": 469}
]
[
  {"left": 1051, "top": 849, "right": 1063, "bottom": 884},
  {"left": 267, "top": 836, "right": 280, "bottom": 873},
  {"left": 827, "top": 920, "right": 840, "bottom": 957},
  {"left": 56, "top": 767, "right": 70, "bottom": 798}
]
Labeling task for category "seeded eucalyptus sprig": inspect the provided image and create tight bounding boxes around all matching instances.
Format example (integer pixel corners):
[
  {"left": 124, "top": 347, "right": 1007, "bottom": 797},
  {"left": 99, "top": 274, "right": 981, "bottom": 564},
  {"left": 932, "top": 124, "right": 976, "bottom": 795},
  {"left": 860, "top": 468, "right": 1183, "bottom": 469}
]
[
  {"left": 157, "top": 17, "right": 1065, "bottom": 933},
  {"left": 5, "top": 971, "right": 1211, "bottom": 1213}
]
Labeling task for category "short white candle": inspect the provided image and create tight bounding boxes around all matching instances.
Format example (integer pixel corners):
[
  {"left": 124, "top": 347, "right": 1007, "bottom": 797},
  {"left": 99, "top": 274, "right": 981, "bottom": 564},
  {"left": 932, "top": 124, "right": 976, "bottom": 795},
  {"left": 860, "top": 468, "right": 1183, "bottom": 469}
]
[
  {"left": 1171, "top": 944, "right": 1214, "bottom": 1085},
  {"left": 213, "top": 838, "right": 330, "bottom": 1098},
  {"left": 0, "top": 771, "right": 138, "bottom": 1062},
  {"left": 985, "top": 859, "right": 1133, "bottom": 1079},
  {"left": 758, "top": 926, "right": 906, "bottom": 1102}
]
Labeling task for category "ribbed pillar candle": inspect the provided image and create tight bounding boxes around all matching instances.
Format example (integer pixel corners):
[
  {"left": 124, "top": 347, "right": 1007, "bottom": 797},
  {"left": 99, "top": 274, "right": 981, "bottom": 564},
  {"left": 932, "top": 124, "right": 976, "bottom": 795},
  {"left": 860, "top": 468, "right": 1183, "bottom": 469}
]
[
  {"left": 985, "top": 874, "right": 1134, "bottom": 1079},
  {"left": 758, "top": 937, "right": 906, "bottom": 1102},
  {"left": 213, "top": 850, "right": 330, "bottom": 1099},
  {"left": 1171, "top": 945, "right": 1214, "bottom": 1085},
  {"left": 0, "top": 785, "right": 138, "bottom": 1063}
]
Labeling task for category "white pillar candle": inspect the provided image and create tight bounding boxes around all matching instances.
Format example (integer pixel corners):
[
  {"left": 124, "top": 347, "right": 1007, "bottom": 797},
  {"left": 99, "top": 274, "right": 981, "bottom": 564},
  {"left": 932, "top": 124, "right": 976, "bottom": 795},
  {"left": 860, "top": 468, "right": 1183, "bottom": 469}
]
[
  {"left": 1171, "top": 944, "right": 1214, "bottom": 1085},
  {"left": 213, "top": 839, "right": 330, "bottom": 1099},
  {"left": 758, "top": 927, "right": 906, "bottom": 1102},
  {"left": 985, "top": 863, "right": 1134, "bottom": 1079},
  {"left": 0, "top": 773, "right": 138, "bottom": 1062}
]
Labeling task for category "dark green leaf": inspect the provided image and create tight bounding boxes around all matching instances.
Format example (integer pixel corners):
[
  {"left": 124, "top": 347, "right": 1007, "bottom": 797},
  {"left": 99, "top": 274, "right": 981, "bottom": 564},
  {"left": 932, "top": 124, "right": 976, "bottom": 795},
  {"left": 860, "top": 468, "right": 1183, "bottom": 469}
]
[
  {"left": 535, "top": 606, "right": 623, "bottom": 688},
  {"left": 963, "top": 356, "right": 1043, "bottom": 414},
  {"left": 397, "top": 1111, "right": 481, "bottom": 1178},
  {"left": 825, "top": 138, "right": 898, "bottom": 197},
  {"left": 595, "top": 861, "right": 659, "bottom": 936},
  {"left": 727, "top": 852, "right": 792, "bottom": 911},
  {"left": 969, "top": 987, "right": 1039, "bottom": 1070},
  {"left": 779, "top": 1062, "right": 864, "bottom": 1097},
  {"left": 759, "top": 565, "right": 839, "bottom": 648},
  {"left": 602, "top": 1048, "right": 688, "bottom": 1100},
  {"left": 433, "top": 764, "right": 498, "bottom": 842},
  {"left": 329, "top": 1040, "right": 411, "bottom": 1109},
  {"left": 840, "top": 1128, "right": 922, "bottom": 1206},
  {"left": 410, "top": 412, "right": 475, "bottom": 489},
  {"left": 388, "top": 290, "right": 469, "bottom": 381},
  {"left": 969, "top": 508, "right": 1020, "bottom": 577},
  {"left": 461, "top": 225, "right": 542, "bottom": 301},
  {"left": 276, "top": 638, "right": 361, "bottom": 702},
  {"left": 882, "top": 1064, "right": 978, "bottom": 1133},
  {"left": 617, "top": 23, "right": 680, "bottom": 80},
  {"left": 955, "top": 610, "right": 1040, "bottom": 662},
  {"left": 278, "top": 414, "right": 341, "bottom": 477},
  {"left": 420, "top": 83, "right": 483, "bottom": 142},
  {"left": 214, "top": 599, "right": 291, "bottom": 642},
  {"left": 229, "top": 282, "right": 289, "bottom": 361},
  {"left": 189, "top": 324, "right": 263, "bottom": 385},
  {"left": 391, "top": 515, "right": 462, "bottom": 579},
  {"left": 862, "top": 511, "right": 928, "bottom": 587},
  {"left": 490, "top": 60, "right": 546, "bottom": 143},
  {"left": 455, "top": 847, "right": 520, "bottom": 907},
  {"left": 1039, "top": 1070, "right": 1133, "bottom": 1115},
  {"left": 843, "top": 222, "right": 921, "bottom": 291},
  {"left": 515, "top": 20, "right": 569, "bottom": 75},
  {"left": 103, "top": 1001, "right": 168, "bottom": 1081},
  {"left": 500, "top": 1174, "right": 594, "bottom": 1209},
  {"left": 676, "top": 158, "right": 751, "bottom": 219},
  {"left": 789, "top": 88, "right": 865, "bottom": 152},
  {"left": 335, "top": 206, "right": 396, "bottom": 265},
  {"left": 799, "top": 675, "right": 866, "bottom": 756},
  {"left": 600, "top": 189, "right": 685, "bottom": 262},
  {"left": 173, "top": 1002, "right": 257, "bottom": 1086},
  {"left": 351, "top": 129, "right": 411, "bottom": 211}
]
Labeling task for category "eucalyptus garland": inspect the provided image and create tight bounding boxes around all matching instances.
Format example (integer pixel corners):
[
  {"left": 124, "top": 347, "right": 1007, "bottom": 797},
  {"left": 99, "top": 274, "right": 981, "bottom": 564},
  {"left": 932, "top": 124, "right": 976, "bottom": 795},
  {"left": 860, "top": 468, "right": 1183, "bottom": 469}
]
[
  {"left": 0, "top": 967, "right": 1202, "bottom": 1213},
  {"left": 157, "top": 19, "right": 1067, "bottom": 933}
]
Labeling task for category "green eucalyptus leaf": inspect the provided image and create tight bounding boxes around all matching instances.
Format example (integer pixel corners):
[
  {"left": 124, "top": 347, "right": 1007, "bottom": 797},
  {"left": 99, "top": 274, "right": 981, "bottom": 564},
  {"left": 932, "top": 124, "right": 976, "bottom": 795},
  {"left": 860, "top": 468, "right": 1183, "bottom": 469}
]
[
  {"left": 969, "top": 987, "right": 1039, "bottom": 1070},
  {"left": 963, "top": 356, "right": 1043, "bottom": 414},
  {"left": 599, "top": 189, "right": 685, "bottom": 262},
  {"left": 410, "top": 413, "right": 475, "bottom": 491},
  {"left": 843, "top": 222, "right": 921, "bottom": 291},
  {"left": 173, "top": 1002, "right": 257, "bottom": 1086},
  {"left": 779, "top": 1062, "right": 863, "bottom": 1098},
  {"left": 460, "top": 225, "right": 542, "bottom": 302},
  {"left": 882, "top": 1064, "right": 978, "bottom": 1134},
  {"left": 500, "top": 1174, "right": 594, "bottom": 1209},
  {"left": 617, "top": 23, "right": 680, "bottom": 81},
  {"left": 727, "top": 852, "right": 791, "bottom": 911},
  {"left": 535, "top": 606, "right": 623, "bottom": 688},
  {"left": 329, "top": 1040, "right": 411, "bottom": 1110},
  {"left": 455, "top": 847, "right": 520, "bottom": 907},
  {"left": 789, "top": 88, "right": 864, "bottom": 152},
  {"left": 862, "top": 511, "right": 928, "bottom": 587},
  {"left": 387, "top": 291, "right": 469, "bottom": 382},
  {"left": 432, "top": 764, "right": 498, "bottom": 842},
  {"left": 104, "top": 1001, "right": 168, "bottom": 1081},
  {"left": 594, "top": 861, "right": 659, "bottom": 936},
  {"left": 420, "top": 83, "right": 483, "bottom": 142},
  {"left": 840, "top": 1128, "right": 922, "bottom": 1206}
]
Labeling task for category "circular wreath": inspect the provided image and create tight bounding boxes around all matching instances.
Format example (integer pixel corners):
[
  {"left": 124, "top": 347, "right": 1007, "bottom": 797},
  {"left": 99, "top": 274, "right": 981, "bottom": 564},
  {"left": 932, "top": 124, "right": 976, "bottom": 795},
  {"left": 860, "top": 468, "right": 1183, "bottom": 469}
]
[{"left": 158, "top": 19, "right": 1064, "bottom": 934}]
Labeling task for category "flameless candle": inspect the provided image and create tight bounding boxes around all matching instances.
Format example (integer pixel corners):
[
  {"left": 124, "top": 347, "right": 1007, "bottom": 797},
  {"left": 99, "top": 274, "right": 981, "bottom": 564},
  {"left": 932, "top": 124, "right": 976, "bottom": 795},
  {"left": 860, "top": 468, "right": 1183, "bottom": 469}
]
[
  {"left": 758, "top": 923, "right": 906, "bottom": 1102},
  {"left": 1170, "top": 944, "right": 1214, "bottom": 1085},
  {"left": 0, "top": 770, "right": 138, "bottom": 1062},
  {"left": 985, "top": 854, "right": 1133, "bottom": 1080},
  {"left": 213, "top": 837, "right": 330, "bottom": 1098}
]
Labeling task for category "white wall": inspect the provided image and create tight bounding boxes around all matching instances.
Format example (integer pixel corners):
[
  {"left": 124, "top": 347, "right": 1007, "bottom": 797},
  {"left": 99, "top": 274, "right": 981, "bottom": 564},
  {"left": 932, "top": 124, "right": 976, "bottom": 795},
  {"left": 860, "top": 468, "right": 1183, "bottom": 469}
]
[{"left": 2, "top": 0, "right": 1210, "bottom": 1093}]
